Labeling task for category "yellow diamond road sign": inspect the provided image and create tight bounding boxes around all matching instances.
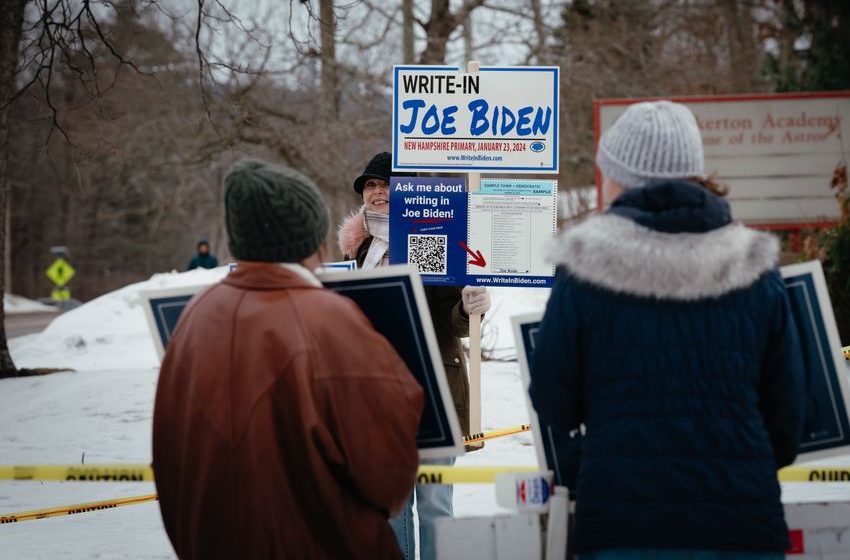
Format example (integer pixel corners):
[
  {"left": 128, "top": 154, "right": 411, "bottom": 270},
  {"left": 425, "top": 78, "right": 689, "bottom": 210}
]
[{"left": 46, "top": 257, "right": 75, "bottom": 288}]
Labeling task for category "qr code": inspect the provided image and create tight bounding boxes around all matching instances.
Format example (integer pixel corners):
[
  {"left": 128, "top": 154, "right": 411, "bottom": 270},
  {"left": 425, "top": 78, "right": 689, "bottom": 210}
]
[{"left": 408, "top": 234, "right": 448, "bottom": 275}]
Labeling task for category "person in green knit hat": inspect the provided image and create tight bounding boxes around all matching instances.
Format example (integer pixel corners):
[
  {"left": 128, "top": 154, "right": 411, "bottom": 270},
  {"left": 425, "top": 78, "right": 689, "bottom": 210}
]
[{"left": 154, "top": 159, "right": 424, "bottom": 559}]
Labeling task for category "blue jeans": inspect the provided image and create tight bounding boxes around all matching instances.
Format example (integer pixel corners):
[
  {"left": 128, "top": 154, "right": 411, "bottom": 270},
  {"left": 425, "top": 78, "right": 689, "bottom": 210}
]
[
  {"left": 581, "top": 551, "right": 784, "bottom": 560},
  {"left": 390, "top": 457, "right": 455, "bottom": 560}
]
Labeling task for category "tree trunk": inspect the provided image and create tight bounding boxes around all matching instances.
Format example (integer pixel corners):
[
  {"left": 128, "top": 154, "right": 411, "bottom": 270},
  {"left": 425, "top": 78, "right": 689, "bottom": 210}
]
[
  {"left": 419, "top": 0, "right": 452, "bottom": 64},
  {"left": 720, "top": 0, "right": 756, "bottom": 92},
  {"left": 319, "top": 0, "right": 338, "bottom": 120},
  {"left": 402, "top": 0, "right": 414, "bottom": 64},
  {"left": 530, "top": 0, "right": 548, "bottom": 64},
  {"left": 0, "top": 0, "right": 27, "bottom": 377}
]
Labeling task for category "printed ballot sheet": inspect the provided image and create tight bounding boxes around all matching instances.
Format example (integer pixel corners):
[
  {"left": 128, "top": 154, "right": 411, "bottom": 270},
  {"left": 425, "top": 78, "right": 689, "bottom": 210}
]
[{"left": 466, "top": 179, "right": 557, "bottom": 278}]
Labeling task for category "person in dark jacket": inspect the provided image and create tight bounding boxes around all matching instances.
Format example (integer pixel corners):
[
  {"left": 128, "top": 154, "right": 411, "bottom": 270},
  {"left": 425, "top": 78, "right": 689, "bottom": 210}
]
[
  {"left": 186, "top": 240, "right": 219, "bottom": 270},
  {"left": 338, "top": 152, "right": 490, "bottom": 560},
  {"left": 529, "top": 101, "right": 805, "bottom": 560}
]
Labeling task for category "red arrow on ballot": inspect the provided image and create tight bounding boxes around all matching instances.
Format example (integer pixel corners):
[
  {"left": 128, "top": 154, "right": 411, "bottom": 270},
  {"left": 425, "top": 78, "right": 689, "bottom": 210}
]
[{"left": 460, "top": 241, "right": 487, "bottom": 268}]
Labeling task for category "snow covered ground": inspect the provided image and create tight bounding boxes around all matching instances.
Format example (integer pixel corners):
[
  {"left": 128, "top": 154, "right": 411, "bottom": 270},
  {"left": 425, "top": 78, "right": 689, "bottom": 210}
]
[
  {"left": 2, "top": 266, "right": 849, "bottom": 558},
  {"left": 1, "top": 268, "right": 546, "bottom": 558}
]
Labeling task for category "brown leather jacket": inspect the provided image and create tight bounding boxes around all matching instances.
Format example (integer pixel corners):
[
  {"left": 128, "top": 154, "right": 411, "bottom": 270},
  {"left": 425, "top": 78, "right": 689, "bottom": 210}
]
[{"left": 152, "top": 263, "right": 424, "bottom": 559}]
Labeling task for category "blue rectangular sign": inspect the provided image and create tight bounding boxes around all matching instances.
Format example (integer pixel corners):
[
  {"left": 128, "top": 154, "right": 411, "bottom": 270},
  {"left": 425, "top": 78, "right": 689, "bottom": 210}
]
[
  {"left": 389, "top": 176, "right": 469, "bottom": 286},
  {"left": 141, "top": 268, "right": 464, "bottom": 458},
  {"left": 389, "top": 177, "right": 556, "bottom": 288},
  {"left": 321, "top": 268, "right": 463, "bottom": 457},
  {"left": 513, "top": 261, "right": 850, "bottom": 479},
  {"left": 783, "top": 265, "right": 850, "bottom": 457}
]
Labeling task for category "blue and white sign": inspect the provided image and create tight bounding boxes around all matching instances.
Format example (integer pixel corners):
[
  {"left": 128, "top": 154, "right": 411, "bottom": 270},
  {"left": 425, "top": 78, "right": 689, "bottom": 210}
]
[
  {"left": 140, "top": 285, "right": 210, "bottom": 360},
  {"left": 781, "top": 260, "right": 850, "bottom": 461},
  {"left": 389, "top": 177, "right": 556, "bottom": 288},
  {"left": 140, "top": 267, "right": 464, "bottom": 458},
  {"left": 389, "top": 176, "right": 469, "bottom": 286},
  {"left": 317, "top": 260, "right": 358, "bottom": 273},
  {"left": 513, "top": 261, "right": 850, "bottom": 476},
  {"left": 512, "top": 312, "right": 570, "bottom": 486},
  {"left": 393, "top": 65, "right": 559, "bottom": 173},
  {"left": 320, "top": 265, "right": 464, "bottom": 459}
]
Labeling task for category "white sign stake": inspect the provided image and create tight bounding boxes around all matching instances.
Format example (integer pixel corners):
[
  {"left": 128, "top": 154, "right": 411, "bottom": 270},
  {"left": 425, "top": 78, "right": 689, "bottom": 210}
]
[{"left": 467, "top": 60, "right": 483, "bottom": 444}]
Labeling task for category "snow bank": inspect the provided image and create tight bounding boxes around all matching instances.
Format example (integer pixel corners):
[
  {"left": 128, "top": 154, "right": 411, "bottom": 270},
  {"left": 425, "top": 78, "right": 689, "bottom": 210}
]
[
  {"left": 9, "top": 268, "right": 552, "bottom": 371},
  {"left": 9, "top": 267, "right": 229, "bottom": 371}
]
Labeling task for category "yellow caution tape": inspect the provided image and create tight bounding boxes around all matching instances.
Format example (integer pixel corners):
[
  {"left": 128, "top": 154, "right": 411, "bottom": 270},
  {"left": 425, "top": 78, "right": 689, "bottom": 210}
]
[
  {"left": 463, "top": 424, "right": 532, "bottom": 445},
  {"left": 778, "top": 466, "right": 850, "bottom": 482},
  {"left": 2, "top": 464, "right": 847, "bottom": 524},
  {"left": 416, "top": 465, "right": 538, "bottom": 485},
  {"left": 0, "top": 494, "right": 158, "bottom": 524},
  {"left": 1, "top": 463, "right": 847, "bottom": 485},
  {"left": 0, "top": 464, "right": 154, "bottom": 482}
]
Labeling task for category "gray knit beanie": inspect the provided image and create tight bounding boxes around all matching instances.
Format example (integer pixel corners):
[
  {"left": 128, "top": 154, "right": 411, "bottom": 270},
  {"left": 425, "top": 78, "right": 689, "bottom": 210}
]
[
  {"left": 596, "top": 101, "right": 704, "bottom": 189},
  {"left": 223, "top": 160, "right": 329, "bottom": 262}
]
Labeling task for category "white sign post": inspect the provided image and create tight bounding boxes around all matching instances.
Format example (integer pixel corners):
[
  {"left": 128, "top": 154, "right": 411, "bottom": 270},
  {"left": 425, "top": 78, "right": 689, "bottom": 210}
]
[{"left": 466, "top": 61, "right": 484, "bottom": 446}]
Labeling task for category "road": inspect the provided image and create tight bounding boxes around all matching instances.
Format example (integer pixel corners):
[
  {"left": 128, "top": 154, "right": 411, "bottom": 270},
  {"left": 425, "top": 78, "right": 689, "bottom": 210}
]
[{"left": 6, "top": 310, "right": 59, "bottom": 338}]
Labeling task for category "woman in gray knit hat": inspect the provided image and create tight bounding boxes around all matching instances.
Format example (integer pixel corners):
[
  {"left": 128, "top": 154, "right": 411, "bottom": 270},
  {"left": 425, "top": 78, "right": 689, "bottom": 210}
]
[{"left": 530, "top": 101, "right": 804, "bottom": 559}]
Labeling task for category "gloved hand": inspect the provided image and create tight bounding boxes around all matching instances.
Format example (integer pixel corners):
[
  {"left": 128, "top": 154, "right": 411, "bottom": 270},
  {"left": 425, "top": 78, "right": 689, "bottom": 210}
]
[{"left": 461, "top": 286, "right": 491, "bottom": 316}]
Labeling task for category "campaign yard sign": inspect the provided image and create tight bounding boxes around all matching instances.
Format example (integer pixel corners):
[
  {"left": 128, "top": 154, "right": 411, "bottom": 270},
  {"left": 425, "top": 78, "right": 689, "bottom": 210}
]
[
  {"left": 512, "top": 261, "right": 850, "bottom": 476},
  {"left": 388, "top": 176, "right": 469, "bottom": 286},
  {"left": 140, "top": 266, "right": 464, "bottom": 459},
  {"left": 781, "top": 260, "right": 850, "bottom": 461},
  {"left": 389, "top": 176, "right": 556, "bottom": 288},
  {"left": 511, "top": 312, "right": 566, "bottom": 485},
  {"left": 393, "top": 65, "right": 559, "bottom": 173},
  {"left": 140, "top": 285, "right": 208, "bottom": 360},
  {"left": 320, "top": 265, "right": 464, "bottom": 459}
]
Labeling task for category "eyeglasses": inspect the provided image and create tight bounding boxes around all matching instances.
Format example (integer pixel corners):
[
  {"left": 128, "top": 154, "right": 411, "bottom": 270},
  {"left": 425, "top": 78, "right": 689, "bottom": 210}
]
[{"left": 363, "top": 179, "right": 389, "bottom": 189}]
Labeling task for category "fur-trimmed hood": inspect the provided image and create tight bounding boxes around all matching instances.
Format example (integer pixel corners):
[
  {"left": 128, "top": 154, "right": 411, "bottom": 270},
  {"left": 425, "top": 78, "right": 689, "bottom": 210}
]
[
  {"left": 550, "top": 213, "right": 779, "bottom": 300},
  {"left": 338, "top": 205, "right": 370, "bottom": 258}
]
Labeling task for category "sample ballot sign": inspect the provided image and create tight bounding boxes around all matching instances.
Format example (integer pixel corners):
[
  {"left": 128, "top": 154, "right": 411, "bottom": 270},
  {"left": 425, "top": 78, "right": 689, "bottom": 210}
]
[
  {"left": 390, "top": 177, "right": 557, "bottom": 288},
  {"left": 392, "top": 65, "right": 559, "bottom": 173},
  {"left": 467, "top": 179, "right": 557, "bottom": 285}
]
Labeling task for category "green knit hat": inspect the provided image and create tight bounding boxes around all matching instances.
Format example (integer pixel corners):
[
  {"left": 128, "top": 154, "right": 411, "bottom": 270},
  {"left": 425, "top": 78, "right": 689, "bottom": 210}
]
[{"left": 223, "top": 160, "right": 329, "bottom": 262}]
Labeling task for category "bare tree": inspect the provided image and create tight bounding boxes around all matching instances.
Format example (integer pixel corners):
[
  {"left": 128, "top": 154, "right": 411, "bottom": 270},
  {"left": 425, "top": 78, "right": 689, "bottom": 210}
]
[{"left": 0, "top": 0, "right": 27, "bottom": 377}]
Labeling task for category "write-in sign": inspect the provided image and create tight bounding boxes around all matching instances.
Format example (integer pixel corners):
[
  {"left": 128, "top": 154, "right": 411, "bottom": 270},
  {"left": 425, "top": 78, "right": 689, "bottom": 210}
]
[{"left": 393, "top": 65, "right": 559, "bottom": 173}]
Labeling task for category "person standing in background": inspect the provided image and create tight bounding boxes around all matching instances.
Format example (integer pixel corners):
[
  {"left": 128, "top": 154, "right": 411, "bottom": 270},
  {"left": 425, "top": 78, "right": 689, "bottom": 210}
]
[{"left": 187, "top": 240, "right": 219, "bottom": 270}]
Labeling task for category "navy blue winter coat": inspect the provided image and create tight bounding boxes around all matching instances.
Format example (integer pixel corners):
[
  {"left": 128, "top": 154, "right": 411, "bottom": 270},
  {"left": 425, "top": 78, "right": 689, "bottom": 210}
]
[{"left": 529, "top": 181, "right": 805, "bottom": 553}]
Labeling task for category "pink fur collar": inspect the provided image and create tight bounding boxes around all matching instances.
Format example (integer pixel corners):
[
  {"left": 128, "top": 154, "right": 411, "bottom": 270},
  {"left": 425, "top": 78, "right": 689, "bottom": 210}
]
[{"left": 337, "top": 206, "right": 370, "bottom": 258}]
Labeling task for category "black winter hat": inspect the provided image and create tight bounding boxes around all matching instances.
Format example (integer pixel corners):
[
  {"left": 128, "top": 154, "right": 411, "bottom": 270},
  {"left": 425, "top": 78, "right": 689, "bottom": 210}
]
[
  {"left": 224, "top": 160, "right": 329, "bottom": 263},
  {"left": 353, "top": 152, "right": 417, "bottom": 194}
]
